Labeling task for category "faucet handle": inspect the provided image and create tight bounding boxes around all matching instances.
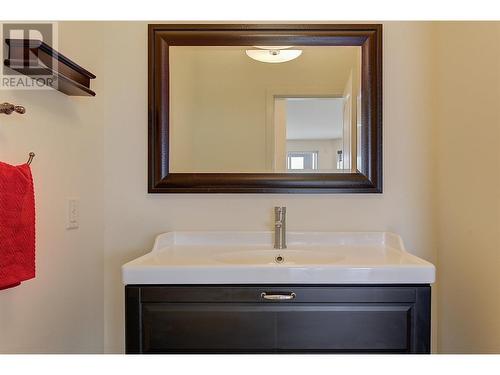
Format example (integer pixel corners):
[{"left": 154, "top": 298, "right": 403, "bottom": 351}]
[{"left": 273, "top": 206, "right": 287, "bottom": 250}]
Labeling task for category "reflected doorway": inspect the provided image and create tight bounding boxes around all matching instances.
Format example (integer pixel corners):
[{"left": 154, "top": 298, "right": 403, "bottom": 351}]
[{"left": 273, "top": 97, "right": 353, "bottom": 172}]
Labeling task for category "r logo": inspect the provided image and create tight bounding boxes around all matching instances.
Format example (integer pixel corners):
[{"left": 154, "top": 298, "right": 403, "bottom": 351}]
[{"left": 2, "top": 23, "right": 54, "bottom": 75}]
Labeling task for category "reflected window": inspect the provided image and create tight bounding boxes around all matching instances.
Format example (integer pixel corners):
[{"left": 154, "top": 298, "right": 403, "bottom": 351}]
[{"left": 287, "top": 151, "right": 318, "bottom": 170}]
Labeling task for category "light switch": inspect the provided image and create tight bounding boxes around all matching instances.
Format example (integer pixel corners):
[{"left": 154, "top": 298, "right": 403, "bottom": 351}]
[{"left": 67, "top": 199, "right": 79, "bottom": 229}]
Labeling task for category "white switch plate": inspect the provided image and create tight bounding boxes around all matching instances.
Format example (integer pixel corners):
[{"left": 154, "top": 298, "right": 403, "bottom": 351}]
[{"left": 67, "top": 198, "right": 79, "bottom": 229}]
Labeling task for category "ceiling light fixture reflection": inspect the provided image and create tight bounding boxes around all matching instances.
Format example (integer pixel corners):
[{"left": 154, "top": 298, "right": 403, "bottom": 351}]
[{"left": 245, "top": 49, "right": 302, "bottom": 63}]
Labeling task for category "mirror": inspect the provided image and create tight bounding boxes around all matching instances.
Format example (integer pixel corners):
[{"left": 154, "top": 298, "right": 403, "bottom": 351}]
[
  {"left": 149, "top": 24, "right": 382, "bottom": 193},
  {"left": 169, "top": 46, "right": 361, "bottom": 173}
]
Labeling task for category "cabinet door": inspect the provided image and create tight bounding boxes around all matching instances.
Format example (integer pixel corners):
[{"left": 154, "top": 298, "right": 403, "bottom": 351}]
[
  {"left": 142, "top": 304, "right": 276, "bottom": 353},
  {"left": 126, "top": 286, "right": 430, "bottom": 354},
  {"left": 276, "top": 304, "right": 412, "bottom": 352}
]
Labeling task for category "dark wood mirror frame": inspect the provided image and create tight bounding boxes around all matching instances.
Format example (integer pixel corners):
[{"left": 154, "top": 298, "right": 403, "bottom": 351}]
[{"left": 148, "top": 24, "right": 382, "bottom": 193}]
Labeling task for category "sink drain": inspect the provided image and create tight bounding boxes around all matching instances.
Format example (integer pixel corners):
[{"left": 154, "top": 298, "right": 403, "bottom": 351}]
[{"left": 275, "top": 255, "right": 284, "bottom": 264}]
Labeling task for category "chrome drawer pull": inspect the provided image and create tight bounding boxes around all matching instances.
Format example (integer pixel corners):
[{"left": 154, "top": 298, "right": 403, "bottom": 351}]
[{"left": 260, "top": 292, "right": 296, "bottom": 301}]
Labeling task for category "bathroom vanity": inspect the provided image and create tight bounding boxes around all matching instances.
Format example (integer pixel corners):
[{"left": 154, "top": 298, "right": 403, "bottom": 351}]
[
  {"left": 129, "top": 23, "right": 435, "bottom": 354},
  {"left": 123, "top": 231, "right": 435, "bottom": 354}
]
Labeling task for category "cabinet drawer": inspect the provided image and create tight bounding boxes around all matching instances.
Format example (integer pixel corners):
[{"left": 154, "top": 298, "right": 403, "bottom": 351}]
[{"left": 140, "top": 286, "right": 417, "bottom": 303}]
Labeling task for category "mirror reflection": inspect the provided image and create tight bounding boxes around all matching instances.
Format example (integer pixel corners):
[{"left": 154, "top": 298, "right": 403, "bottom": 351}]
[{"left": 169, "top": 45, "right": 361, "bottom": 173}]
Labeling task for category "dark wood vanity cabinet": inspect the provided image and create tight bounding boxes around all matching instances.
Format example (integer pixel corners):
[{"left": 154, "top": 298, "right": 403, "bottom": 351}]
[{"left": 125, "top": 285, "right": 431, "bottom": 354}]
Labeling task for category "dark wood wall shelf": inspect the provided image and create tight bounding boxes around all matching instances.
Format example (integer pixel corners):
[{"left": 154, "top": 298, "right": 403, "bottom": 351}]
[{"left": 3, "top": 39, "right": 96, "bottom": 96}]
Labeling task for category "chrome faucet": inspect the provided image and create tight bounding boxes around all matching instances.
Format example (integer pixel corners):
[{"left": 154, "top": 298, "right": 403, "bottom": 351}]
[{"left": 274, "top": 206, "right": 287, "bottom": 249}]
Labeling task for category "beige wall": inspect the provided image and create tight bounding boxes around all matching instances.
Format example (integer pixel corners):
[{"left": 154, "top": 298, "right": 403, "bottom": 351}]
[
  {"left": 434, "top": 22, "right": 500, "bottom": 353},
  {"left": 0, "top": 22, "right": 104, "bottom": 353},
  {"left": 0, "top": 21, "right": 438, "bottom": 354},
  {"left": 99, "top": 21, "right": 438, "bottom": 353}
]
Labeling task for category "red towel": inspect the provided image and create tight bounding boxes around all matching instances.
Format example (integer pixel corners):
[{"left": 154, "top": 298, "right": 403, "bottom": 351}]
[{"left": 0, "top": 160, "right": 35, "bottom": 290}]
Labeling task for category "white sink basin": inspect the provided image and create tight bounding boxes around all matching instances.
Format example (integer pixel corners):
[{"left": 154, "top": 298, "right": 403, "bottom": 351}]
[
  {"left": 213, "top": 249, "right": 345, "bottom": 265},
  {"left": 122, "top": 231, "right": 435, "bottom": 285}
]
